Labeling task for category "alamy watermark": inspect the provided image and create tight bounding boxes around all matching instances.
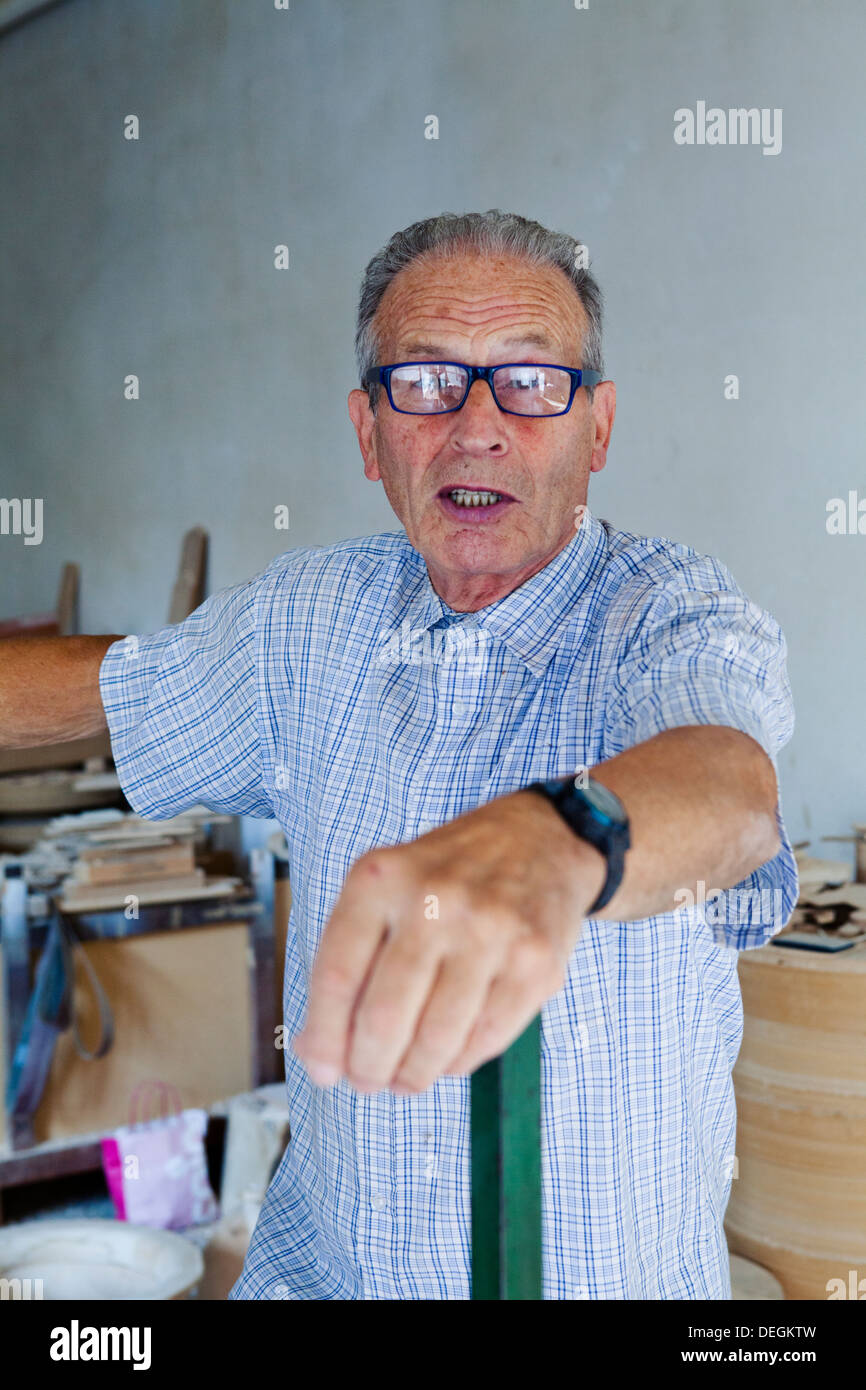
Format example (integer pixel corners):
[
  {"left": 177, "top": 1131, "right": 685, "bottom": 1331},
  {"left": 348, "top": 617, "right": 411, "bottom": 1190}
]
[
  {"left": 1, "top": 1276, "right": 44, "bottom": 1300},
  {"left": 826, "top": 1269, "right": 866, "bottom": 1300},
  {"left": 0, "top": 497, "right": 43, "bottom": 545},
  {"left": 673, "top": 879, "right": 787, "bottom": 929},
  {"left": 826, "top": 491, "right": 866, "bottom": 535},
  {"left": 674, "top": 102, "right": 782, "bottom": 157},
  {"left": 375, "top": 619, "right": 490, "bottom": 667}
]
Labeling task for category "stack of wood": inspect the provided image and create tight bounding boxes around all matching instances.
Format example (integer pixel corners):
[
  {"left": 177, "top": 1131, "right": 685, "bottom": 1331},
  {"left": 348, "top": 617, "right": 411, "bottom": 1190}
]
[
  {"left": 775, "top": 846, "right": 866, "bottom": 949},
  {"left": 54, "top": 809, "right": 240, "bottom": 912}
]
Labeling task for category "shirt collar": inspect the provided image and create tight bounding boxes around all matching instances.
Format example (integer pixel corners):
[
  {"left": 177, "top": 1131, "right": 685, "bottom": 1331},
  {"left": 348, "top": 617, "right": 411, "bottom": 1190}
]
[{"left": 399, "top": 507, "right": 608, "bottom": 676}]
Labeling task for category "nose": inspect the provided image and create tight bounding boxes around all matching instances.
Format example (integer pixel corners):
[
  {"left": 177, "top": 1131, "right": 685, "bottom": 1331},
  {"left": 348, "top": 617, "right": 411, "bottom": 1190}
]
[{"left": 449, "top": 377, "right": 508, "bottom": 455}]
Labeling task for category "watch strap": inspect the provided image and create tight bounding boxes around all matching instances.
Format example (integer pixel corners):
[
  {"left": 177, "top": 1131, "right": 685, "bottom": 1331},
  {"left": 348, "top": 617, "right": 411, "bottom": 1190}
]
[{"left": 526, "top": 778, "right": 629, "bottom": 914}]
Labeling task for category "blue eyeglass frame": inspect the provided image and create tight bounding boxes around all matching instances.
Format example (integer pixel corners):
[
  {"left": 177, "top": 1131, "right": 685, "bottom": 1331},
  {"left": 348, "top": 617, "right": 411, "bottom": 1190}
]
[{"left": 363, "top": 361, "right": 603, "bottom": 417}]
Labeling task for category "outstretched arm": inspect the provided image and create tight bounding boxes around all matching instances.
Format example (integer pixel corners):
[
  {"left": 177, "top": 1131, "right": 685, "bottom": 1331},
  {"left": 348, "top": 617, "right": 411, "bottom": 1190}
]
[
  {"left": 0, "top": 634, "right": 124, "bottom": 748},
  {"left": 293, "top": 724, "right": 780, "bottom": 1096}
]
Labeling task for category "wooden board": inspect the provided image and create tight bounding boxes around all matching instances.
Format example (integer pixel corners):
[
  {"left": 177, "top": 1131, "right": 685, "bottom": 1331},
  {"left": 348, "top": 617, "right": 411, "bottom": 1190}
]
[
  {"left": 55, "top": 562, "right": 79, "bottom": 636},
  {"left": 0, "top": 922, "right": 254, "bottom": 1148},
  {"left": 57, "top": 874, "right": 241, "bottom": 912},
  {"left": 168, "top": 526, "right": 208, "bottom": 624},
  {"left": 73, "top": 840, "right": 195, "bottom": 886},
  {"left": 0, "top": 732, "right": 113, "bottom": 777},
  {"left": 0, "top": 770, "right": 122, "bottom": 816}
]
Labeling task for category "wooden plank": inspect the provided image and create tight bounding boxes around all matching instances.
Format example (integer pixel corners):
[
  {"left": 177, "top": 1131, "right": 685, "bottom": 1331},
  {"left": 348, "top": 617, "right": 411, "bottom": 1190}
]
[
  {"left": 73, "top": 840, "right": 195, "bottom": 886},
  {"left": 0, "top": 1138, "right": 104, "bottom": 1188},
  {"left": 57, "top": 873, "right": 241, "bottom": 913},
  {"left": 0, "top": 732, "right": 113, "bottom": 776},
  {"left": 53, "top": 896, "right": 261, "bottom": 941},
  {"left": 0, "top": 614, "right": 58, "bottom": 638},
  {"left": 169, "top": 526, "right": 208, "bottom": 624},
  {"left": 30, "top": 923, "right": 253, "bottom": 1145},
  {"left": 55, "top": 562, "right": 79, "bottom": 636}
]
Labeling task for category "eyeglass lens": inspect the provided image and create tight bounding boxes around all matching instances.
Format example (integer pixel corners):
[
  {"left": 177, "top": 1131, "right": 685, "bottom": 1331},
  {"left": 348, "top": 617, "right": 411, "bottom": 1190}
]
[{"left": 387, "top": 364, "right": 573, "bottom": 415}]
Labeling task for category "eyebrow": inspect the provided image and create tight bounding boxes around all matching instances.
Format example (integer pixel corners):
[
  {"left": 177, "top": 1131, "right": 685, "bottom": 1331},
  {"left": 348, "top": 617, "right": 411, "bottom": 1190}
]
[{"left": 396, "top": 332, "right": 557, "bottom": 359}]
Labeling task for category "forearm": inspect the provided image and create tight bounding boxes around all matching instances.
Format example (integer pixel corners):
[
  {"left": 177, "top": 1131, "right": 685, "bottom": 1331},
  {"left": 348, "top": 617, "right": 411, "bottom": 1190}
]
[
  {"left": 0, "top": 634, "right": 122, "bottom": 747},
  {"left": 295, "top": 724, "right": 783, "bottom": 1091},
  {"left": 522, "top": 725, "right": 781, "bottom": 923}
]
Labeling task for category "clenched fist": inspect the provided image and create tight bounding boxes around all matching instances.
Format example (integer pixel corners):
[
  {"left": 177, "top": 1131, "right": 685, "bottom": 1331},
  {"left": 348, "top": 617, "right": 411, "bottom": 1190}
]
[{"left": 291, "top": 789, "right": 605, "bottom": 1094}]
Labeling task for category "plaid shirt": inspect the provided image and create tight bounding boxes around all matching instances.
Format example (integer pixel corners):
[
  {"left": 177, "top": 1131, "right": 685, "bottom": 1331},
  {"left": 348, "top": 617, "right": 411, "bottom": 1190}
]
[{"left": 98, "top": 508, "right": 796, "bottom": 1299}]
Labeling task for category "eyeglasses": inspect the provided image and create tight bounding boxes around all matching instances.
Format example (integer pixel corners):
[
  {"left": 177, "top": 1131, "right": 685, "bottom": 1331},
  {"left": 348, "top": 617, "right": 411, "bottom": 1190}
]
[{"left": 363, "top": 361, "right": 602, "bottom": 417}]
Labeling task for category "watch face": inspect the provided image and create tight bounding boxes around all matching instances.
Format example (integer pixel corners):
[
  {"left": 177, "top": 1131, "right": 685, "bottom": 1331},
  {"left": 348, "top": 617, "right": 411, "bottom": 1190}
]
[{"left": 583, "top": 780, "right": 626, "bottom": 826}]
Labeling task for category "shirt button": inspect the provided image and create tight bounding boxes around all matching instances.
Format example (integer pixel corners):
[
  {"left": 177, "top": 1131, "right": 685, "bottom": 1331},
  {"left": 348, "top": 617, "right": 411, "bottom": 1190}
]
[
  {"left": 370, "top": 1193, "right": 388, "bottom": 1212},
  {"left": 418, "top": 819, "right": 436, "bottom": 835},
  {"left": 453, "top": 699, "right": 468, "bottom": 716}
]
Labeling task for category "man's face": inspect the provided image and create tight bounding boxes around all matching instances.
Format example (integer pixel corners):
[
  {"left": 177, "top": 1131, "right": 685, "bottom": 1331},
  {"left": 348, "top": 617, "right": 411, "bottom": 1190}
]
[{"left": 348, "top": 249, "right": 616, "bottom": 609}]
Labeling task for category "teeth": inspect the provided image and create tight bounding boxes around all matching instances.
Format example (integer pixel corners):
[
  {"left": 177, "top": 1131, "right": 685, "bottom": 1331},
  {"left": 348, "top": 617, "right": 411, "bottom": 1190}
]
[{"left": 449, "top": 489, "right": 502, "bottom": 507}]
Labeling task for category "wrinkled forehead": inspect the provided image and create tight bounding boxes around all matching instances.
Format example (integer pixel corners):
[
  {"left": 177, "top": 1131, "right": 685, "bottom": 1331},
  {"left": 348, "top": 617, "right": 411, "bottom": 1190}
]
[{"left": 374, "top": 249, "right": 587, "bottom": 364}]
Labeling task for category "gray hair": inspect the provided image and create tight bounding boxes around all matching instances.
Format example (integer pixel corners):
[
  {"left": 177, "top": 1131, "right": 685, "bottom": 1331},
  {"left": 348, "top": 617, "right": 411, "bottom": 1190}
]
[{"left": 355, "top": 209, "right": 604, "bottom": 410}]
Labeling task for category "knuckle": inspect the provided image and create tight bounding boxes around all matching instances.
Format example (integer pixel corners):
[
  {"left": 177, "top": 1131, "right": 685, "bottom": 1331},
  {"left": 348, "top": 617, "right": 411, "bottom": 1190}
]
[
  {"left": 352, "top": 846, "right": 398, "bottom": 879},
  {"left": 510, "top": 932, "right": 559, "bottom": 980},
  {"left": 354, "top": 999, "right": 402, "bottom": 1042},
  {"left": 414, "top": 1019, "right": 454, "bottom": 1056}
]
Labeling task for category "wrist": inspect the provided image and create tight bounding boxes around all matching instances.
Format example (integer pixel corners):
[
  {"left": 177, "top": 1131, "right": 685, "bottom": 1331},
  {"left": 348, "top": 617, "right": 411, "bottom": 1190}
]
[
  {"left": 511, "top": 788, "right": 607, "bottom": 916},
  {"left": 523, "top": 775, "right": 631, "bottom": 915}
]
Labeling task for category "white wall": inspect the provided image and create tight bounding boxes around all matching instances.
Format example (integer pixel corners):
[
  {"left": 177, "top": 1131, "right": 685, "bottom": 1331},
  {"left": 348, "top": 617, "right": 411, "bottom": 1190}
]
[{"left": 1, "top": 0, "right": 864, "bottom": 849}]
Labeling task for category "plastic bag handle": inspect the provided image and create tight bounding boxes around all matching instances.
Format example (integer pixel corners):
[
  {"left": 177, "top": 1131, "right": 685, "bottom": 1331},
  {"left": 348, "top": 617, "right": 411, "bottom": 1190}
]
[{"left": 128, "top": 1077, "right": 183, "bottom": 1127}]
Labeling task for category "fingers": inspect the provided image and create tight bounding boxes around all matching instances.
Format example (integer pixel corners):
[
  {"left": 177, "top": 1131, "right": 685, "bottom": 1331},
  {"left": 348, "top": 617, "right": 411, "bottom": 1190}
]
[
  {"left": 345, "top": 908, "right": 446, "bottom": 1090},
  {"left": 389, "top": 950, "right": 497, "bottom": 1094},
  {"left": 292, "top": 852, "right": 396, "bottom": 1086},
  {"left": 443, "top": 935, "right": 564, "bottom": 1077}
]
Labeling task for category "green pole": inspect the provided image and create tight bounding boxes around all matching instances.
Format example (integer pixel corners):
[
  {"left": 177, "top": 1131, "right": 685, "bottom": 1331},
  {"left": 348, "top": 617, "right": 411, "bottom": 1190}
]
[{"left": 470, "top": 1013, "right": 542, "bottom": 1299}]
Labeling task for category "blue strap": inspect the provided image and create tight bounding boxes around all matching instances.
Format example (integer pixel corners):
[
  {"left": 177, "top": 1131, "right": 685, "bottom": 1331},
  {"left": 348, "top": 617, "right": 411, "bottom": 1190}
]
[{"left": 5, "top": 917, "right": 114, "bottom": 1120}]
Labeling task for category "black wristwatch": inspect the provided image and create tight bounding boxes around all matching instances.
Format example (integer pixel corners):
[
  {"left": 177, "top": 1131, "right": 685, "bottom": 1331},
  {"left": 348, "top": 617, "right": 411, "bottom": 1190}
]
[{"left": 526, "top": 775, "right": 630, "bottom": 914}]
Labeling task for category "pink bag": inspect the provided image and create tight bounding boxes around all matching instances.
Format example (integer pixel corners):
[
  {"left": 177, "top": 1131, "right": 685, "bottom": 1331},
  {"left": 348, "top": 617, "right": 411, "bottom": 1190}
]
[{"left": 101, "top": 1079, "right": 219, "bottom": 1229}]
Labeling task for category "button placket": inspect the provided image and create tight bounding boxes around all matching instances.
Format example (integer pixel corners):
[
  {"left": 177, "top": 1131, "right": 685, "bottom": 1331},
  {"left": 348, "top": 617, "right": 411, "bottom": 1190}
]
[
  {"left": 356, "top": 1095, "right": 395, "bottom": 1290},
  {"left": 397, "top": 639, "right": 456, "bottom": 835},
  {"left": 448, "top": 629, "right": 488, "bottom": 729}
]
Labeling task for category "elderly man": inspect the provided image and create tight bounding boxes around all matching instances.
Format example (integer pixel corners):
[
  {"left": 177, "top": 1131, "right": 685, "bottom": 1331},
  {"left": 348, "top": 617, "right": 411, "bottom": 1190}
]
[{"left": 2, "top": 211, "right": 795, "bottom": 1300}]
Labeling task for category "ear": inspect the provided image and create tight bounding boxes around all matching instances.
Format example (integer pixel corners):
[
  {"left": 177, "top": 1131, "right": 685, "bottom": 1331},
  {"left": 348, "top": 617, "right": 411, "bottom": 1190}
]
[
  {"left": 348, "top": 388, "right": 381, "bottom": 482},
  {"left": 588, "top": 380, "right": 616, "bottom": 474}
]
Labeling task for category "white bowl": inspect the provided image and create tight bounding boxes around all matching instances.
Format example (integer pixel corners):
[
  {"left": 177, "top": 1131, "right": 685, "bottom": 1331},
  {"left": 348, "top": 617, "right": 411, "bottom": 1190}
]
[{"left": 0, "top": 1218, "right": 203, "bottom": 1300}]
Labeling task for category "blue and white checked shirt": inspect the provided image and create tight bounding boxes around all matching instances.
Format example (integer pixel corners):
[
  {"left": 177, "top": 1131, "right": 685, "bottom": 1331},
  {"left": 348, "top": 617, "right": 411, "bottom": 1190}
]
[{"left": 98, "top": 508, "right": 796, "bottom": 1300}]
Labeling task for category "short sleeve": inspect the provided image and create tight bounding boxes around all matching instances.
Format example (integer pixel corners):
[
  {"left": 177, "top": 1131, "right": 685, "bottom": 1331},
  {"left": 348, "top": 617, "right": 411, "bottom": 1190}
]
[
  {"left": 602, "top": 567, "right": 798, "bottom": 949},
  {"left": 98, "top": 574, "right": 274, "bottom": 821}
]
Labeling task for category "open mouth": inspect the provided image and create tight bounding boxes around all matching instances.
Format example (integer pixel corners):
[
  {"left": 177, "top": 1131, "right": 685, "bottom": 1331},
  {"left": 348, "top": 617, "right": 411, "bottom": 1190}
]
[{"left": 436, "top": 486, "right": 516, "bottom": 517}]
